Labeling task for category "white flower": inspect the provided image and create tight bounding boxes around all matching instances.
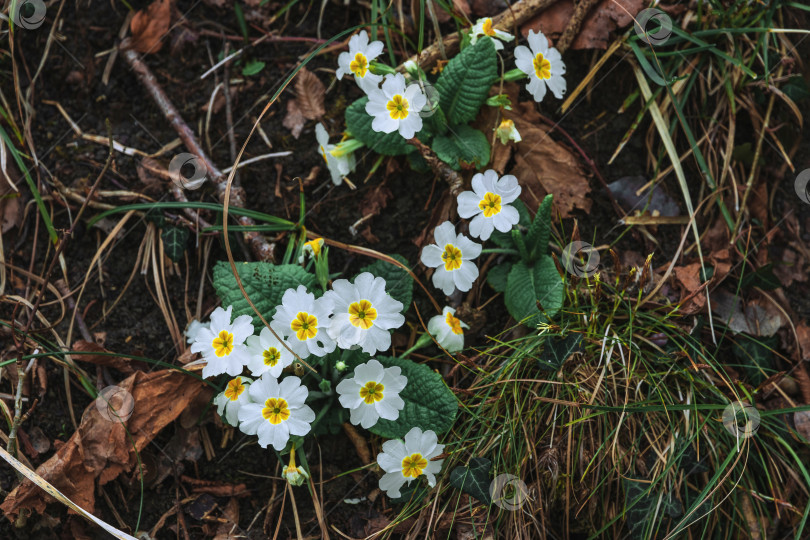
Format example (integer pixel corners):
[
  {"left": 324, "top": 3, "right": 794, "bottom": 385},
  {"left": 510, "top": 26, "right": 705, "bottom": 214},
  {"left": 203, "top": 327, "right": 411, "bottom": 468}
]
[
  {"left": 325, "top": 272, "right": 405, "bottom": 354},
  {"left": 376, "top": 427, "right": 445, "bottom": 498},
  {"left": 237, "top": 375, "right": 316, "bottom": 451},
  {"left": 246, "top": 327, "right": 295, "bottom": 379},
  {"left": 470, "top": 18, "right": 513, "bottom": 50},
  {"left": 191, "top": 306, "right": 254, "bottom": 378},
  {"left": 365, "top": 73, "right": 427, "bottom": 140},
  {"left": 298, "top": 237, "right": 324, "bottom": 264},
  {"left": 428, "top": 307, "right": 468, "bottom": 353},
  {"left": 495, "top": 118, "right": 521, "bottom": 145},
  {"left": 213, "top": 376, "right": 253, "bottom": 426},
  {"left": 457, "top": 170, "right": 522, "bottom": 241},
  {"left": 184, "top": 319, "right": 209, "bottom": 344},
  {"left": 420, "top": 221, "right": 482, "bottom": 295},
  {"left": 336, "top": 359, "right": 407, "bottom": 429},
  {"left": 514, "top": 30, "right": 566, "bottom": 102},
  {"left": 336, "top": 30, "right": 384, "bottom": 94},
  {"left": 271, "top": 285, "right": 336, "bottom": 358},
  {"left": 315, "top": 124, "right": 355, "bottom": 185}
]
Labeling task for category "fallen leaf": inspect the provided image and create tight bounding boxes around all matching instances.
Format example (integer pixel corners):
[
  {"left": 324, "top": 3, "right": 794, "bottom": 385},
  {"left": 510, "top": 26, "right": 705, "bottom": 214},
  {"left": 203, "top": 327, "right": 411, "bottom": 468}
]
[
  {"left": 711, "top": 290, "right": 784, "bottom": 337},
  {"left": 294, "top": 67, "right": 325, "bottom": 121},
  {"left": 794, "top": 411, "right": 810, "bottom": 442},
  {"left": 182, "top": 476, "right": 249, "bottom": 497},
  {"left": 521, "top": 0, "right": 645, "bottom": 50},
  {"left": 608, "top": 176, "right": 680, "bottom": 216},
  {"left": 71, "top": 340, "right": 142, "bottom": 374},
  {"left": 283, "top": 99, "right": 305, "bottom": 139},
  {"left": 1, "top": 370, "right": 206, "bottom": 519},
  {"left": 129, "top": 0, "right": 172, "bottom": 54}
]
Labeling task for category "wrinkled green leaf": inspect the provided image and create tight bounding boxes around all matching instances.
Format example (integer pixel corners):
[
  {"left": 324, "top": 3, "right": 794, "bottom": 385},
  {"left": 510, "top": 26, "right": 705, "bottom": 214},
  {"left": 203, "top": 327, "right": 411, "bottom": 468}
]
[
  {"left": 360, "top": 254, "right": 414, "bottom": 312},
  {"left": 449, "top": 457, "right": 492, "bottom": 505},
  {"left": 486, "top": 261, "right": 512, "bottom": 293},
  {"left": 435, "top": 37, "right": 497, "bottom": 125},
  {"left": 432, "top": 125, "right": 490, "bottom": 171},
  {"left": 537, "top": 333, "right": 582, "bottom": 371},
  {"left": 161, "top": 226, "right": 189, "bottom": 263},
  {"left": 504, "top": 259, "right": 563, "bottom": 325},
  {"left": 527, "top": 194, "right": 553, "bottom": 260},
  {"left": 624, "top": 479, "right": 683, "bottom": 539}
]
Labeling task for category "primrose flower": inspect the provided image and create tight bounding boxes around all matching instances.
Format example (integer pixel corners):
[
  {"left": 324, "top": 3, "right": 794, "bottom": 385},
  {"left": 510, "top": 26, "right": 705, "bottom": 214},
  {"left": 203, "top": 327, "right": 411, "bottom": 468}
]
[
  {"left": 299, "top": 237, "right": 324, "bottom": 263},
  {"left": 246, "top": 327, "right": 295, "bottom": 379},
  {"left": 191, "top": 306, "right": 254, "bottom": 378},
  {"left": 214, "top": 376, "right": 253, "bottom": 427},
  {"left": 184, "top": 319, "right": 210, "bottom": 344},
  {"left": 365, "top": 73, "right": 427, "bottom": 140},
  {"left": 336, "top": 30, "right": 384, "bottom": 94},
  {"left": 237, "top": 375, "right": 315, "bottom": 451},
  {"left": 271, "top": 285, "right": 336, "bottom": 358},
  {"left": 495, "top": 118, "right": 521, "bottom": 144},
  {"left": 315, "top": 123, "right": 356, "bottom": 186},
  {"left": 514, "top": 30, "right": 566, "bottom": 103},
  {"left": 336, "top": 359, "right": 407, "bottom": 429},
  {"left": 428, "top": 307, "right": 468, "bottom": 353},
  {"left": 457, "top": 170, "right": 522, "bottom": 241},
  {"left": 420, "top": 221, "right": 482, "bottom": 295},
  {"left": 325, "top": 272, "right": 405, "bottom": 354},
  {"left": 470, "top": 18, "right": 514, "bottom": 50},
  {"left": 284, "top": 447, "right": 309, "bottom": 486},
  {"left": 377, "top": 427, "right": 445, "bottom": 498}
]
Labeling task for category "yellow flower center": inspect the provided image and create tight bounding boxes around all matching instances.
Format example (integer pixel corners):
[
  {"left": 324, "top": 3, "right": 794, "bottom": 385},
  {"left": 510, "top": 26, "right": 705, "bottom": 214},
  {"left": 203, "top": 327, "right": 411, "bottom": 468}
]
[
  {"left": 212, "top": 330, "right": 235, "bottom": 357},
  {"left": 401, "top": 453, "right": 428, "bottom": 478},
  {"left": 478, "top": 192, "right": 502, "bottom": 218},
  {"left": 350, "top": 52, "right": 368, "bottom": 78},
  {"left": 445, "top": 312, "right": 464, "bottom": 335},
  {"left": 387, "top": 94, "right": 409, "bottom": 120},
  {"left": 290, "top": 312, "right": 318, "bottom": 341},
  {"left": 224, "top": 377, "right": 245, "bottom": 401},
  {"left": 263, "top": 347, "right": 281, "bottom": 367},
  {"left": 441, "top": 244, "right": 463, "bottom": 272},
  {"left": 262, "top": 397, "right": 290, "bottom": 425},
  {"left": 482, "top": 18, "right": 496, "bottom": 37},
  {"left": 359, "top": 381, "right": 385, "bottom": 404},
  {"left": 348, "top": 299, "right": 378, "bottom": 330},
  {"left": 304, "top": 238, "right": 323, "bottom": 257},
  {"left": 533, "top": 52, "right": 551, "bottom": 80}
]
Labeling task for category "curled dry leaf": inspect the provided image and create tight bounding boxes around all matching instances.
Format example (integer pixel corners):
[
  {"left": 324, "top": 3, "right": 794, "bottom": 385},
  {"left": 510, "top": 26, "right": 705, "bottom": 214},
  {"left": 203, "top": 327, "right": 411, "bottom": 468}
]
[
  {"left": 294, "top": 67, "right": 326, "bottom": 120},
  {"left": 129, "top": 0, "right": 172, "bottom": 54},
  {"left": 283, "top": 99, "right": 306, "bottom": 139},
  {"left": 0, "top": 369, "right": 206, "bottom": 519}
]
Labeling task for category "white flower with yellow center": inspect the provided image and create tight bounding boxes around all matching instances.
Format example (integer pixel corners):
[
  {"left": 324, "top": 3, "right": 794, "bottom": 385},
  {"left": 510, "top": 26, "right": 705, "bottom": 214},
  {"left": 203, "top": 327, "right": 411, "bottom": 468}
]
[
  {"left": 325, "top": 272, "right": 405, "bottom": 354},
  {"left": 315, "top": 124, "right": 356, "bottom": 186},
  {"left": 237, "top": 374, "right": 315, "bottom": 451},
  {"left": 376, "top": 427, "right": 445, "bottom": 498},
  {"left": 271, "top": 285, "right": 336, "bottom": 358},
  {"left": 428, "top": 307, "right": 469, "bottom": 353},
  {"left": 246, "top": 327, "right": 295, "bottom": 379},
  {"left": 298, "top": 237, "right": 324, "bottom": 264},
  {"left": 336, "top": 359, "right": 407, "bottom": 429},
  {"left": 470, "top": 18, "right": 513, "bottom": 50},
  {"left": 213, "top": 376, "right": 253, "bottom": 427},
  {"left": 336, "top": 30, "right": 384, "bottom": 94},
  {"left": 495, "top": 118, "right": 521, "bottom": 145},
  {"left": 191, "top": 306, "right": 254, "bottom": 378},
  {"left": 365, "top": 73, "right": 427, "bottom": 140},
  {"left": 514, "top": 29, "right": 566, "bottom": 103},
  {"left": 420, "top": 221, "right": 482, "bottom": 295},
  {"left": 457, "top": 169, "right": 522, "bottom": 241}
]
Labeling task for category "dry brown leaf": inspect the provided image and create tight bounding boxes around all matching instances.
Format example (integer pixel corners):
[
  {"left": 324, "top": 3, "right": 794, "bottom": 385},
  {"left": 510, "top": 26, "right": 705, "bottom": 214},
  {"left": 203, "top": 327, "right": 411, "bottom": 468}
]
[
  {"left": 794, "top": 410, "right": 810, "bottom": 442},
  {"left": 294, "top": 68, "right": 326, "bottom": 121},
  {"left": 283, "top": 99, "right": 305, "bottom": 139},
  {"left": 72, "top": 340, "right": 142, "bottom": 374},
  {"left": 1, "top": 370, "right": 206, "bottom": 519},
  {"left": 129, "top": 0, "right": 172, "bottom": 54},
  {"left": 521, "top": 0, "right": 645, "bottom": 50}
]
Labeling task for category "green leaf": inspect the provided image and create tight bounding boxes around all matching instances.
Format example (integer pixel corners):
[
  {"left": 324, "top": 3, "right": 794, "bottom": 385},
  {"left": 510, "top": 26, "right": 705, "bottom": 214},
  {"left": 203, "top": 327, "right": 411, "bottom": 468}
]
[
  {"left": 212, "top": 261, "right": 316, "bottom": 326},
  {"left": 364, "top": 356, "right": 457, "bottom": 439},
  {"left": 345, "top": 98, "right": 418, "bottom": 156},
  {"left": 432, "top": 125, "right": 490, "bottom": 171},
  {"left": 504, "top": 259, "right": 563, "bottom": 325},
  {"left": 537, "top": 333, "right": 582, "bottom": 371},
  {"left": 740, "top": 263, "right": 780, "bottom": 291},
  {"left": 242, "top": 59, "right": 265, "bottom": 76},
  {"left": 527, "top": 194, "right": 553, "bottom": 259},
  {"left": 161, "top": 226, "right": 189, "bottom": 263},
  {"left": 486, "top": 261, "right": 512, "bottom": 293},
  {"left": 623, "top": 479, "right": 683, "bottom": 539},
  {"left": 449, "top": 457, "right": 492, "bottom": 505},
  {"left": 435, "top": 37, "right": 497, "bottom": 125},
  {"left": 359, "top": 254, "right": 414, "bottom": 312}
]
